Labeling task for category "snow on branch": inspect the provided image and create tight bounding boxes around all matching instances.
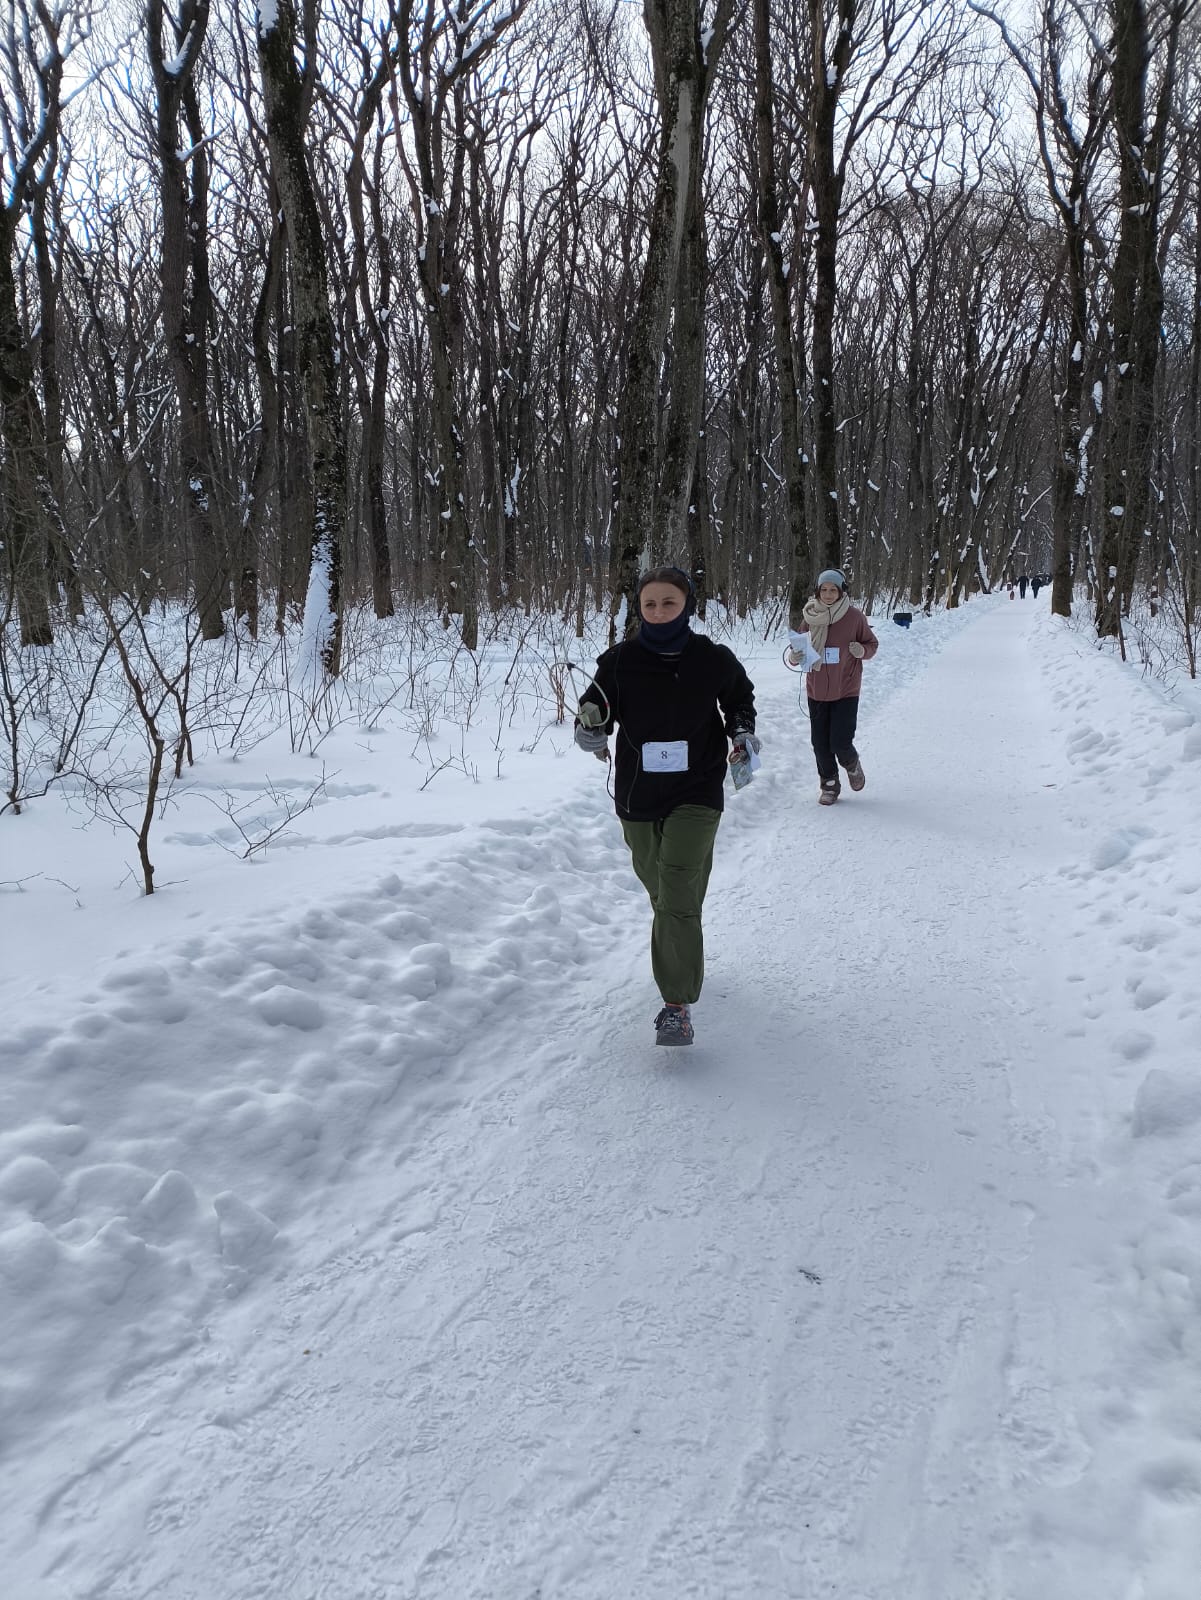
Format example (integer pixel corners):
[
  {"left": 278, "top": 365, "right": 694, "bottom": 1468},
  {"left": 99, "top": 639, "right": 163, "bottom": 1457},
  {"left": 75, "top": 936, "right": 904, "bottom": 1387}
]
[
  {"left": 441, "top": 1, "right": 528, "bottom": 84},
  {"left": 163, "top": 21, "right": 201, "bottom": 79}
]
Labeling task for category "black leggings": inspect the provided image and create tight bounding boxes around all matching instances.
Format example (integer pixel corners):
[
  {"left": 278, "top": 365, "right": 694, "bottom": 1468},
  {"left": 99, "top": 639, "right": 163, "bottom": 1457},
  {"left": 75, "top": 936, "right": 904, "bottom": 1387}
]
[{"left": 808, "top": 696, "right": 860, "bottom": 783}]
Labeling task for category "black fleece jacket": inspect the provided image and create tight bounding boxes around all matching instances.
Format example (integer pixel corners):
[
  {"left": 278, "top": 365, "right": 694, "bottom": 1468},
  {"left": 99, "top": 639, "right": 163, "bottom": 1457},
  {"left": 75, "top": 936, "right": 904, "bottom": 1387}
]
[{"left": 578, "top": 633, "right": 756, "bottom": 821}]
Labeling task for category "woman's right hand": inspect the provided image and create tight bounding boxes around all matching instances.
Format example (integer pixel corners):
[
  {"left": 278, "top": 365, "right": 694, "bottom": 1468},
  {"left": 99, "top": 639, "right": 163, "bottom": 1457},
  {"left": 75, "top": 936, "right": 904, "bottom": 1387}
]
[{"left": 574, "top": 723, "right": 608, "bottom": 758}]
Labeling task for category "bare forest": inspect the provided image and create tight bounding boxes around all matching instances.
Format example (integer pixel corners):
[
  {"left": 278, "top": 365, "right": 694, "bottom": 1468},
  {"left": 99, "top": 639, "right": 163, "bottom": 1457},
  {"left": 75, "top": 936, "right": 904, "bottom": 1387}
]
[{"left": 2, "top": 0, "right": 1200, "bottom": 847}]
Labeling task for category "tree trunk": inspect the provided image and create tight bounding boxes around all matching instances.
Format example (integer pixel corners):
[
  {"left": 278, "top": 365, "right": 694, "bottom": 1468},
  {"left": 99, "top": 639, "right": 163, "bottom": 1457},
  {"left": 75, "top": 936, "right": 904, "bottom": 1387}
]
[
  {"left": 148, "top": 0, "right": 227, "bottom": 641},
  {"left": 612, "top": 0, "right": 735, "bottom": 633},
  {"left": 29, "top": 182, "right": 82, "bottom": 619},
  {"left": 1051, "top": 213, "right": 1089, "bottom": 619},
  {"left": 390, "top": 2, "right": 530, "bottom": 652},
  {"left": 256, "top": 0, "right": 346, "bottom": 676},
  {"left": 0, "top": 7, "right": 77, "bottom": 648},
  {"left": 1095, "top": 0, "right": 1178, "bottom": 639},
  {"left": 242, "top": 210, "right": 286, "bottom": 639},
  {"left": 0, "top": 211, "right": 54, "bottom": 646},
  {"left": 754, "top": 0, "right": 811, "bottom": 624},
  {"left": 345, "top": 59, "right": 395, "bottom": 621},
  {"left": 653, "top": 174, "right": 708, "bottom": 559},
  {"left": 807, "top": 0, "right": 855, "bottom": 574}
]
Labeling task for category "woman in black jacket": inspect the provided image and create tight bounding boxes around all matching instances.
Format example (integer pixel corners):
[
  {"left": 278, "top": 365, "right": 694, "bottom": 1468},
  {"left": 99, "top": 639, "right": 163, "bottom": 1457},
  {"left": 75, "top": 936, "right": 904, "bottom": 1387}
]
[{"left": 575, "top": 567, "right": 757, "bottom": 1047}]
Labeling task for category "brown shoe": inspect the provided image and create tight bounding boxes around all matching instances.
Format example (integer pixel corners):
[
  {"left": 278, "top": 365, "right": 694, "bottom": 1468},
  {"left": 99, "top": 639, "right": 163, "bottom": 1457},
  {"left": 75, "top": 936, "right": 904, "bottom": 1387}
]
[
  {"left": 846, "top": 761, "right": 866, "bottom": 792},
  {"left": 819, "top": 781, "right": 840, "bottom": 805}
]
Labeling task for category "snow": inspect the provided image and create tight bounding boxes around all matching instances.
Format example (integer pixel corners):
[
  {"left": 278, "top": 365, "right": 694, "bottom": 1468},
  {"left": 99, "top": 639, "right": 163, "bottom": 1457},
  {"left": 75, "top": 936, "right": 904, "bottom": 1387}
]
[
  {"left": 669, "top": 80, "right": 693, "bottom": 258},
  {"left": 295, "top": 534, "right": 337, "bottom": 688},
  {"left": 3, "top": 599, "right": 1201, "bottom": 1597},
  {"left": 1076, "top": 423, "right": 1094, "bottom": 495},
  {"left": 163, "top": 23, "right": 200, "bottom": 79},
  {"left": 503, "top": 461, "right": 523, "bottom": 520}
]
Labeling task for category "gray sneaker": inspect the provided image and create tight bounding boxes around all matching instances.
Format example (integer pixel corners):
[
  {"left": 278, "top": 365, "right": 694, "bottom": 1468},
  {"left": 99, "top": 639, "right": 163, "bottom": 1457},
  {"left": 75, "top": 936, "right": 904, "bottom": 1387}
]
[
  {"left": 654, "top": 1005, "right": 694, "bottom": 1046},
  {"left": 819, "top": 780, "right": 840, "bottom": 806},
  {"left": 846, "top": 760, "right": 866, "bottom": 792}
]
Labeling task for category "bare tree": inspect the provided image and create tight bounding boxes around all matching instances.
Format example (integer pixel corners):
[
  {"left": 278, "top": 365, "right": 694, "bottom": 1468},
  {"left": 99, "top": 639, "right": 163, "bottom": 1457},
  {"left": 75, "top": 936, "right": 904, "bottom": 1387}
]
[
  {"left": 323, "top": 0, "right": 399, "bottom": 622},
  {"left": 0, "top": 0, "right": 91, "bottom": 645},
  {"left": 462, "top": 33, "right": 559, "bottom": 610},
  {"left": 801, "top": 0, "right": 960, "bottom": 576},
  {"left": 1095, "top": 0, "right": 1192, "bottom": 639},
  {"left": 1169, "top": 33, "right": 1201, "bottom": 664},
  {"left": 612, "top": 0, "right": 737, "bottom": 632},
  {"left": 147, "top": 0, "right": 227, "bottom": 641},
  {"left": 753, "top": 0, "right": 811, "bottom": 624},
  {"left": 970, "top": 1, "right": 1109, "bottom": 620},
  {"left": 389, "top": 0, "right": 530, "bottom": 651},
  {"left": 255, "top": 0, "right": 347, "bottom": 677},
  {"left": 27, "top": 113, "right": 83, "bottom": 618}
]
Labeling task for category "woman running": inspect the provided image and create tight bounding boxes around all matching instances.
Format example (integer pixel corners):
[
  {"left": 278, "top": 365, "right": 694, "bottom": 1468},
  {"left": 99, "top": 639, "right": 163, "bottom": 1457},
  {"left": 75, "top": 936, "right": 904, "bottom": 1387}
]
[
  {"left": 788, "top": 568, "right": 878, "bottom": 805},
  {"left": 574, "top": 567, "right": 757, "bottom": 1046}
]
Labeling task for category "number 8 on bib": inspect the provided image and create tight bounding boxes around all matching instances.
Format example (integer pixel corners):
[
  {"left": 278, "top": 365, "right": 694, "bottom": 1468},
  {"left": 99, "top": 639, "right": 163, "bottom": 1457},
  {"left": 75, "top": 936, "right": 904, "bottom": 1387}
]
[{"left": 642, "top": 740, "right": 689, "bottom": 773}]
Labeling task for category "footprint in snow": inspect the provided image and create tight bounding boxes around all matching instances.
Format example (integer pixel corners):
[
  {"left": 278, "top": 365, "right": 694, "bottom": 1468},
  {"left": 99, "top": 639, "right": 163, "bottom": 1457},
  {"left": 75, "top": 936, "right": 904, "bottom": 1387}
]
[{"left": 252, "top": 986, "right": 325, "bottom": 1031}]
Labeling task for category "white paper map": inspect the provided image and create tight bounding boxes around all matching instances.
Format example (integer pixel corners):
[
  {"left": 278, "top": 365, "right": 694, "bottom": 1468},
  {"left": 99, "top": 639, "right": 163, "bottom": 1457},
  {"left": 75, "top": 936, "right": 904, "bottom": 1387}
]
[{"left": 788, "top": 629, "right": 823, "bottom": 671}]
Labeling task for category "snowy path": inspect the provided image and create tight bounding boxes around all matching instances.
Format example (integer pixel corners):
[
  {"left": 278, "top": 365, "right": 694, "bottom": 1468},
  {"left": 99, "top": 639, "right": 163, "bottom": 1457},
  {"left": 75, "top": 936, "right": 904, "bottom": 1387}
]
[{"left": 5, "top": 602, "right": 1201, "bottom": 1599}]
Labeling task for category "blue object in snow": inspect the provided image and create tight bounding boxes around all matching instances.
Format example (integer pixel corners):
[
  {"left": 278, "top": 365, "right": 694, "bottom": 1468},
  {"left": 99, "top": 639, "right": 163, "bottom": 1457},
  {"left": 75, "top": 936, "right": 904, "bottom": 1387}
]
[{"left": 892, "top": 612, "right": 913, "bottom": 628}]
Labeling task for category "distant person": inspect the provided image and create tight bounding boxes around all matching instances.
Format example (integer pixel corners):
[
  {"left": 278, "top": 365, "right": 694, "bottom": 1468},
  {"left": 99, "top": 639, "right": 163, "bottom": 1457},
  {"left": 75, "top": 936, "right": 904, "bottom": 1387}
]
[
  {"left": 574, "top": 567, "right": 757, "bottom": 1047},
  {"left": 1019, "top": 573, "right": 1029, "bottom": 598},
  {"left": 1032, "top": 576, "right": 1043, "bottom": 599},
  {"left": 787, "top": 569, "right": 878, "bottom": 806}
]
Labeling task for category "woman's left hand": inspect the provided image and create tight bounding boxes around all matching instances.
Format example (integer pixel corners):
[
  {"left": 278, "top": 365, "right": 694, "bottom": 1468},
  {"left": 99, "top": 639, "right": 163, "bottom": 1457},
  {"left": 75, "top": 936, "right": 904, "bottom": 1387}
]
[
  {"left": 729, "top": 731, "right": 761, "bottom": 764},
  {"left": 848, "top": 641, "right": 865, "bottom": 659}
]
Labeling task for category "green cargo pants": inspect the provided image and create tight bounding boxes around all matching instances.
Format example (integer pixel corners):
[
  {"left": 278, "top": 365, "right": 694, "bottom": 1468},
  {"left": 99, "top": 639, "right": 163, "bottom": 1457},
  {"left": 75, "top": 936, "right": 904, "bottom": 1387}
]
[{"left": 620, "top": 804, "right": 721, "bottom": 1006}]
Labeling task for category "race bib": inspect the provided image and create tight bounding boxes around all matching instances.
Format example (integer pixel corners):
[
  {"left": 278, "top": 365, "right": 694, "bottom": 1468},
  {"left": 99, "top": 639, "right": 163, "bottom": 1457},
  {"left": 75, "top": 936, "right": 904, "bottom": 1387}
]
[
  {"left": 642, "top": 740, "right": 689, "bottom": 773},
  {"left": 824, "top": 646, "right": 840, "bottom": 665}
]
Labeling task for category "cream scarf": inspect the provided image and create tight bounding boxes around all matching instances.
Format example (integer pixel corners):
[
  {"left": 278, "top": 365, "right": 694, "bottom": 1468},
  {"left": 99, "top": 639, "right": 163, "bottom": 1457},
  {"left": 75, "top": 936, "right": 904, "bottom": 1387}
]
[{"left": 802, "top": 593, "right": 851, "bottom": 658}]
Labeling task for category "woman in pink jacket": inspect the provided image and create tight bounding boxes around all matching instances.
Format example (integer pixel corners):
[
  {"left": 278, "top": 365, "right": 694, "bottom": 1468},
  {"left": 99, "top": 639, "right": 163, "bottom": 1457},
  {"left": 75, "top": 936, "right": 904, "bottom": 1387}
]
[{"left": 788, "top": 569, "right": 879, "bottom": 805}]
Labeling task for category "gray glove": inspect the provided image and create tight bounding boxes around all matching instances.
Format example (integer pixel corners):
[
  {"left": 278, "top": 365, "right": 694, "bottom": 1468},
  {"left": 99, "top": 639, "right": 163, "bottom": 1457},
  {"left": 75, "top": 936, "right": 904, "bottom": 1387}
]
[
  {"left": 731, "top": 730, "right": 761, "bottom": 758},
  {"left": 574, "top": 722, "right": 608, "bottom": 758},
  {"left": 848, "top": 640, "right": 865, "bottom": 659}
]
